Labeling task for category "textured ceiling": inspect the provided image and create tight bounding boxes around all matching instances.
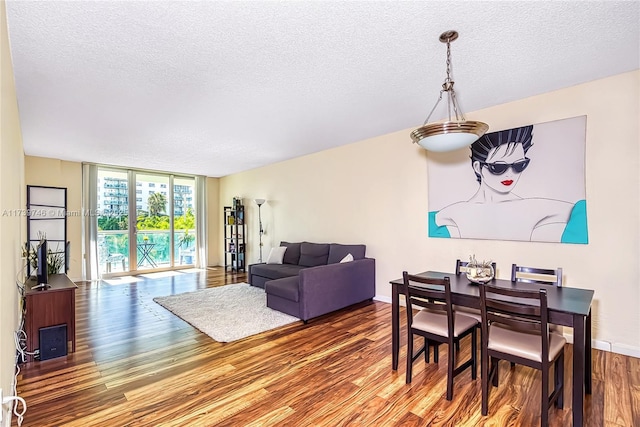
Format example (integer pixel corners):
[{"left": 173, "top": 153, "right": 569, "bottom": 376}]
[{"left": 6, "top": 1, "right": 640, "bottom": 177}]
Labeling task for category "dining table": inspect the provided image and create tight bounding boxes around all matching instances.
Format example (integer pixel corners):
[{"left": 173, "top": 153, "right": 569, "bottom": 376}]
[{"left": 389, "top": 271, "right": 594, "bottom": 427}]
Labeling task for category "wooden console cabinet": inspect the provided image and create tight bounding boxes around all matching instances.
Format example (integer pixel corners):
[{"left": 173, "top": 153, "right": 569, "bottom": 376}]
[{"left": 24, "top": 274, "right": 77, "bottom": 362}]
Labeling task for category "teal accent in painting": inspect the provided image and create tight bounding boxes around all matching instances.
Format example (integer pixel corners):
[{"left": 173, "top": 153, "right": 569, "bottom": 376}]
[
  {"left": 561, "top": 200, "right": 588, "bottom": 244},
  {"left": 428, "top": 211, "right": 450, "bottom": 238}
]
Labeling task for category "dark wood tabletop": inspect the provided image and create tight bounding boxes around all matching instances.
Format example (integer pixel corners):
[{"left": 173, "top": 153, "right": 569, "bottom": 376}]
[{"left": 390, "top": 271, "right": 594, "bottom": 317}]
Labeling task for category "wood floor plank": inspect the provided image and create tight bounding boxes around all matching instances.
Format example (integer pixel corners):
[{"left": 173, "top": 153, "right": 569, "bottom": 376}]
[
  {"left": 605, "top": 352, "right": 634, "bottom": 426},
  {"left": 12, "top": 268, "right": 638, "bottom": 426},
  {"left": 628, "top": 354, "right": 640, "bottom": 426}
]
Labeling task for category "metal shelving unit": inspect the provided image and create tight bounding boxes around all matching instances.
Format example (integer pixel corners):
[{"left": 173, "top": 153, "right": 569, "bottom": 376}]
[{"left": 223, "top": 205, "right": 246, "bottom": 272}]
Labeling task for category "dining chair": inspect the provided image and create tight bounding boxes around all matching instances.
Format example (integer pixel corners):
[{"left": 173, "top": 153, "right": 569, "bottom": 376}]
[
  {"left": 402, "top": 272, "right": 478, "bottom": 400},
  {"left": 511, "top": 264, "right": 563, "bottom": 287},
  {"left": 479, "top": 284, "right": 566, "bottom": 426},
  {"left": 511, "top": 263, "right": 563, "bottom": 335}
]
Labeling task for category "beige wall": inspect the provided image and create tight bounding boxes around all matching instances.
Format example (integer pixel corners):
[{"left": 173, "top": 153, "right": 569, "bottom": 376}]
[
  {"left": 1, "top": 0, "right": 26, "bottom": 420},
  {"left": 219, "top": 70, "right": 640, "bottom": 355},
  {"left": 206, "top": 176, "right": 220, "bottom": 266},
  {"left": 25, "top": 157, "right": 83, "bottom": 280}
]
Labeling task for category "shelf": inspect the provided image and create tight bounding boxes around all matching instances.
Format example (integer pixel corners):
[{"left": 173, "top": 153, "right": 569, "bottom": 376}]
[{"left": 223, "top": 205, "right": 246, "bottom": 272}]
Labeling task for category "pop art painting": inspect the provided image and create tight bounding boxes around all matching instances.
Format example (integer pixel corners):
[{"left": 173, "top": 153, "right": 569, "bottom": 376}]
[{"left": 428, "top": 116, "right": 588, "bottom": 244}]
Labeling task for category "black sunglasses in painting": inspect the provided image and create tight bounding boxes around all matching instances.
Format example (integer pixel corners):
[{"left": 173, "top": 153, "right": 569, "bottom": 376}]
[{"left": 481, "top": 158, "right": 531, "bottom": 175}]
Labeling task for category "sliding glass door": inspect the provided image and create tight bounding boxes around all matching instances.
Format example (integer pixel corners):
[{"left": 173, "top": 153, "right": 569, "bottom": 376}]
[
  {"left": 135, "top": 173, "right": 170, "bottom": 271},
  {"left": 96, "top": 167, "right": 196, "bottom": 276},
  {"left": 173, "top": 177, "right": 196, "bottom": 267},
  {"left": 97, "top": 169, "right": 131, "bottom": 275}
]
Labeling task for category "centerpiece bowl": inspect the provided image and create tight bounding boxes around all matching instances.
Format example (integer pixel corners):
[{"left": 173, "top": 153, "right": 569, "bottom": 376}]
[{"left": 465, "top": 256, "right": 495, "bottom": 284}]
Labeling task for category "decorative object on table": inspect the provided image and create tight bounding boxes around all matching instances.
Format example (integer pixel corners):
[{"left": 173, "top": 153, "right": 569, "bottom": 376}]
[
  {"left": 26, "top": 185, "right": 68, "bottom": 276},
  {"left": 23, "top": 232, "right": 66, "bottom": 279},
  {"left": 410, "top": 30, "right": 488, "bottom": 152},
  {"left": 254, "top": 198, "right": 266, "bottom": 263},
  {"left": 465, "top": 254, "right": 495, "bottom": 284}
]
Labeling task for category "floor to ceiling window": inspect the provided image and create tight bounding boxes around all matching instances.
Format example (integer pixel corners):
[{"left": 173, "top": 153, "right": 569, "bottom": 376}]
[{"left": 96, "top": 167, "right": 196, "bottom": 276}]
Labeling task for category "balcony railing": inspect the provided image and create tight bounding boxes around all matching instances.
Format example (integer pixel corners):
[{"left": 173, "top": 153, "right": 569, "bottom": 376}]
[{"left": 98, "top": 229, "right": 196, "bottom": 274}]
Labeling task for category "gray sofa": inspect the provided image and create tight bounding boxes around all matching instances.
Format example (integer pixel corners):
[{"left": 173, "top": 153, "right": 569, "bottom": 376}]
[{"left": 248, "top": 241, "right": 376, "bottom": 322}]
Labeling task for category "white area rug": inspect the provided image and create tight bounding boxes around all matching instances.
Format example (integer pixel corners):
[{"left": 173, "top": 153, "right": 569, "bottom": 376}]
[{"left": 153, "top": 282, "right": 300, "bottom": 342}]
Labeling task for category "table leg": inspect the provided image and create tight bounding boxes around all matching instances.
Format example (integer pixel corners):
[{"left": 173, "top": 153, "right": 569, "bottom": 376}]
[
  {"left": 70, "top": 290, "right": 76, "bottom": 352},
  {"left": 392, "top": 285, "right": 399, "bottom": 370},
  {"left": 572, "top": 313, "right": 585, "bottom": 427},
  {"left": 585, "top": 308, "right": 592, "bottom": 394}
]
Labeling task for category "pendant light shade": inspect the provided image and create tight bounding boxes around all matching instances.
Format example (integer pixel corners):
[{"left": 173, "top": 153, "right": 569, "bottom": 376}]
[
  {"left": 411, "top": 31, "right": 488, "bottom": 152},
  {"left": 411, "top": 121, "right": 489, "bottom": 152}
]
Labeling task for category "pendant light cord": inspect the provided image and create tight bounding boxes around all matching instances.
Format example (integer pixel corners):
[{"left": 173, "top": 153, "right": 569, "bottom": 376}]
[{"left": 422, "top": 36, "right": 466, "bottom": 125}]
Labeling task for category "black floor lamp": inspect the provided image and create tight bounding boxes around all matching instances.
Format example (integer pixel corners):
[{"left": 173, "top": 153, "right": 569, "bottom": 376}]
[{"left": 255, "top": 199, "right": 266, "bottom": 263}]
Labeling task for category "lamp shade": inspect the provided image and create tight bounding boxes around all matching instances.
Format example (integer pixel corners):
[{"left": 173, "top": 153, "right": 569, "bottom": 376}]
[
  {"left": 254, "top": 198, "right": 266, "bottom": 206},
  {"left": 411, "top": 120, "right": 488, "bottom": 152}
]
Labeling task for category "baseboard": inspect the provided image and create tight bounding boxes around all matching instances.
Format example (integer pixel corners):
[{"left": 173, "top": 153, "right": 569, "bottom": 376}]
[
  {"left": 611, "top": 343, "right": 640, "bottom": 358},
  {"left": 562, "top": 333, "right": 610, "bottom": 351},
  {"left": 562, "top": 334, "right": 640, "bottom": 357},
  {"left": 374, "top": 296, "right": 640, "bottom": 358},
  {"left": 373, "top": 295, "right": 392, "bottom": 304}
]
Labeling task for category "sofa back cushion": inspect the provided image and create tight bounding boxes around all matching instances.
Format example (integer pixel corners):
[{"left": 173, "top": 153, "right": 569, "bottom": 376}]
[
  {"left": 327, "top": 244, "right": 366, "bottom": 264},
  {"left": 280, "top": 241, "right": 301, "bottom": 265},
  {"left": 298, "top": 242, "right": 330, "bottom": 267}
]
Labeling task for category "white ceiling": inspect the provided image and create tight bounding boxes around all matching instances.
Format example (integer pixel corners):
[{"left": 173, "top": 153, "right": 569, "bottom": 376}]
[{"left": 6, "top": 1, "right": 640, "bottom": 178}]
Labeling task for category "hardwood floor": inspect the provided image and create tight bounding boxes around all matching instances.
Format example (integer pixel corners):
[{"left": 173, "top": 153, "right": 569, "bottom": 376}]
[{"left": 15, "top": 268, "right": 640, "bottom": 426}]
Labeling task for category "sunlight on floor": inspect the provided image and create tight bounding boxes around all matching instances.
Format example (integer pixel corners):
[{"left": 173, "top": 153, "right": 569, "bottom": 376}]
[
  {"left": 140, "top": 271, "right": 185, "bottom": 279},
  {"left": 104, "top": 276, "right": 144, "bottom": 285},
  {"left": 178, "top": 268, "right": 206, "bottom": 274}
]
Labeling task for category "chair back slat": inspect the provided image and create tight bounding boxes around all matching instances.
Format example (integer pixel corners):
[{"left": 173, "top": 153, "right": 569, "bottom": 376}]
[
  {"left": 402, "top": 272, "right": 454, "bottom": 336},
  {"left": 480, "top": 284, "right": 550, "bottom": 355},
  {"left": 485, "top": 298, "right": 540, "bottom": 317},
  {"left": 486, "top": 312, "right": 542, "bottom": 333},
  {"left": 511, "top": 264, "right": 563, "bottom": 287},
  {"left": 408, "top": 295, "right": 447, "bottom": 313}
]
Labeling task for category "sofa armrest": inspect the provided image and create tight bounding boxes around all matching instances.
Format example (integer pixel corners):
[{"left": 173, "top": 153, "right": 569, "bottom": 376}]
[{"left": 298, "top": 258, "right": 376, "bottom": 320}]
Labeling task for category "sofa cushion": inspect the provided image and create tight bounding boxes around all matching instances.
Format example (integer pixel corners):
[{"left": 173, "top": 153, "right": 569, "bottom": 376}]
[
  {"left": 298, "top": 242, "right": 330, "bottom": 267},
  {"left": 266, "top": 246, "right": 287, "bottom": 264},
  {"left": 265, "top": 276, "right": 299, "bottom": 302},
  {"left": 328, "top": 244, "right": 366, "bottom": 264},
  {"left": 340, "top": 253, "right": 354, "bottom": 263},
  {"left": 250, "top": 263, "right": 305, "bottom": 280},
  {"left": 280, "top": 241, "right": 301, "bottom": 265}
]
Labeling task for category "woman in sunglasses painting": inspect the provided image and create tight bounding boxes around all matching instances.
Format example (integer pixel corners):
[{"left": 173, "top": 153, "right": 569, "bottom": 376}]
[{"left": 431, "top": 124, "right": 588, "bottom": 243}]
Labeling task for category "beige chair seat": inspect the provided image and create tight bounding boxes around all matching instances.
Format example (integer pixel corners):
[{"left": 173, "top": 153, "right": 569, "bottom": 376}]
[
  {"left": 489, "top": 324, "right": 566, "bottom": 362},
  {"left": 413, "top": 309, "right": 478, "bottom": 338},
  {"left": 454, "top": 306, "right": 482, "bottom": 322}
]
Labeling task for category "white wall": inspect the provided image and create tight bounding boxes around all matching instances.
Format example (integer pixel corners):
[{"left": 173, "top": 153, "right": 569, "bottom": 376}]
[
  {"left": 219, "top": 71, "right": 640, "bottom": 356},
  {"left": 25, "top": 157, "right": 83, "bottom": 281},
  {"left": 1, "top": 2, "right": 26, "bottom": 424}
]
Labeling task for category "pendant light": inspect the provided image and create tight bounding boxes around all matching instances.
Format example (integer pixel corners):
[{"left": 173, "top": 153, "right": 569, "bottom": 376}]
[{"left": 410, "top": 30, "right": 488, "bottom": 152}]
